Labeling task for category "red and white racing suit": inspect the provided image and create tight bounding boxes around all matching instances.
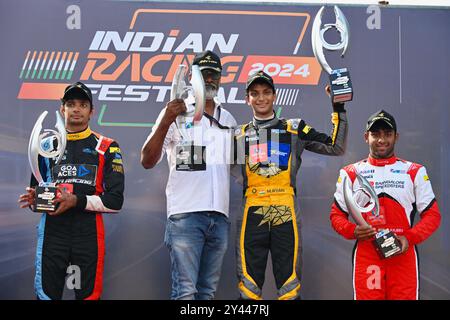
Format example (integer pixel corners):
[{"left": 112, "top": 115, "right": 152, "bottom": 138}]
[{"left": 330, "top": 155, "right": 441, "bottom": 300}]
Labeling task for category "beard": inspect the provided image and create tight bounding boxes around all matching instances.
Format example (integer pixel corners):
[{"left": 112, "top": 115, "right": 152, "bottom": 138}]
[
  {"left": 205, "top": 85, "right": 218, "bottom": 100},
  {"left": 371, "top": 144, "right": 395, "bottom": 159}
]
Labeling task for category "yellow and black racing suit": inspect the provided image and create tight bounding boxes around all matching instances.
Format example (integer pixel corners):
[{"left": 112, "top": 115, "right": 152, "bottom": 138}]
[{"left": 234, "top": 106, "right": 347, "bottom": 300}]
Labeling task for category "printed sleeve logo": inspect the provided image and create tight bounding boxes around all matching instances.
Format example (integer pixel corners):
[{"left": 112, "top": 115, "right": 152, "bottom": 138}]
[
  {"left": 112, "top": 152, "right": 123, "bottom": 164},
  {"left": 82, "top": 147, "right": 97, "bottom": 155},
  {"left": 109, "top": 147, "right": 121, "bottom": 153},
  {"left": 290, "top": 119, "right": 299, "bottom": 130},
  {"left": 302, "top": 125, "right": 311, "bottom": 134},
  {"left": 390, "top": 169, "right": 406, "bottom": 174}
]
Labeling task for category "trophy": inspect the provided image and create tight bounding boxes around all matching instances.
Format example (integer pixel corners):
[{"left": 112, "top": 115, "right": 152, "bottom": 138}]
[
  {"left": 343, "top": 174, "right": 402, "bottom": 259},
  {"left": 28, "top": 110, "right": 67, "bottom": 212},
  {"left": 171, "top": 64, "right": 206, "bottom": 140},
  {"left": 170, "top": 64, "right": 206, "bottom": 171},
  {"left": 311, "top": 5, "right": 353, "bottom": 103}
]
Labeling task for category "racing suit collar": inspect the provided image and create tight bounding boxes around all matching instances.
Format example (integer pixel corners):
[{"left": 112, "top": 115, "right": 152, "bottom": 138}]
[
  {"left": 367, "top": 155, "right": 397, "bottom": 166},
  {"left": 252, "top": 113, "right": 279, "bottom": 130},
  {"left": 67, "top": 127, "right": 91, "bottom": 141}
]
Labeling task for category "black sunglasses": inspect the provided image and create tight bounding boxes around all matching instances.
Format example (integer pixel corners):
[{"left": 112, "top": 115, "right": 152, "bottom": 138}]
[{"left": 201, "top": 69, "right": 221, "bottom": 80}]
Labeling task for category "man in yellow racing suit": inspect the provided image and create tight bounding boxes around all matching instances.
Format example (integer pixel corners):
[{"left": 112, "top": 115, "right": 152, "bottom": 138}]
[{"left": 234, "top": 71, "right": 348, "bottom": 299}]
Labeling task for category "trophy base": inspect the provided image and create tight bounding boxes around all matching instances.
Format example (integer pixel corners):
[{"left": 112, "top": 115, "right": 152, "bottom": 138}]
[
  {"left": 35, "top": 183, "right": 58, "bottom": 213},
  {"left": 374, "top": 229, "right": 402, "bottom": 259},
  {"left": 176, "top": 144, "right": 206, "bottom": 171},
  {"left": 329, "top": 68, "right": 353, "bottom": 103}
]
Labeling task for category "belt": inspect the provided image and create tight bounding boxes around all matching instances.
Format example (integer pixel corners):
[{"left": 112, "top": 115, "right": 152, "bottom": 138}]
[{"left": 245, "top": 186, "right": 294, "bottom": 197}]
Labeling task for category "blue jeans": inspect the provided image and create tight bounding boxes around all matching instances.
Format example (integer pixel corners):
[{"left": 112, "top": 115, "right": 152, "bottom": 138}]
[{"left": 164, "top": 211, "right": 230, "bottom": 300}]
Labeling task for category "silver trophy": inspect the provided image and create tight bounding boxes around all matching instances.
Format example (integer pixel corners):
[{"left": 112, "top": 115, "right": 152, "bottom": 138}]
[
  {"left": 311, "top": 5, "right": 353, "bottom": 103},
  {"left": 170, "top": 64, "right": 206, "bottom": 141},
  {"left": 170, "top": 64, "right": 207, "bottom": 171},
  {"left": 343, "top": 174, "right": 401, "bottom": 258},
  {"left": 28, "top": 110, "right": 67, "bottom": 212}
]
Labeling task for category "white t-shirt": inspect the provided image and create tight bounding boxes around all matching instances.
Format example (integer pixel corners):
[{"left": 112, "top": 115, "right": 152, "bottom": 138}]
[{"left": 145, "top": 99, "right": 237, "bottom": 217}]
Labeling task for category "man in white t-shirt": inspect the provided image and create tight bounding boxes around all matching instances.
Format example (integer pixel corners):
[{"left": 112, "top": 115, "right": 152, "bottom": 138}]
[{"left": 141, "top": 50, "right": 237, "bottom": 300}]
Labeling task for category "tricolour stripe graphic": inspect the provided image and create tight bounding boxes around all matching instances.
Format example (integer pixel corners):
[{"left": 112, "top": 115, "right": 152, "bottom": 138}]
[
  {"left": 20, "top": 51, "right": 81, "bottom": 80},
  {"left": 20, "top": 51, "right": 80, "bottom": 80},
  {"left": 49, "top": 51, "right": 61, "bottom": 79},
  {"left": 19, "top": 51, "right": 31, "bottom": 79},
  {"left": 43, "top": 52, "right": 55, "bottom": 80},
  {"left": 37, "top": 51, "right": 49, "bottom": 79},
  {"left": 67, "top": 52, "right": 79, "bottom": 80},
  {"left": 55, "top": 52, "right": 67, "bottom": 80},
  {"left": 61, "top": 52, "right": 73, "bottom": 80},
  {"left": 31, "top": 51, "right": 43, "bottom": 79},
  {"left": 25, "top": 51, "right": 37, "bottom": 79}
]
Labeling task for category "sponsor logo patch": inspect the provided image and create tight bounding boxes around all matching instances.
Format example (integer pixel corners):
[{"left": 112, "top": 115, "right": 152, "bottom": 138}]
[
  {"left": 109, "top": 147, "right": 121, "bottom": 153},
  {"left": 52, "top": 164, "right": 97, "bottom": 186},
  {"left": 390, "top": 169, "right": 406, "bottom": 174},
  {"left": 249, "top": 143, "right": 268, "bottom": 163},
  {"left": 302, "top": 125, "right": 311, "bottom": 134},
  {"left": 82, "top": 147, "right": 97, "bottom": 155},
  {"left": 268, "top": 142, "right": 290, "bottom": 166},
  {"left": 112, "top": 164, "right": 124, "bottom": 174}
]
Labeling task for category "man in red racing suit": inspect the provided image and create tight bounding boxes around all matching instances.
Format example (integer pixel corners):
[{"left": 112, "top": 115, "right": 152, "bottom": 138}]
[{"left": 330, "top": 109, "right": 441, "bottom": 299}]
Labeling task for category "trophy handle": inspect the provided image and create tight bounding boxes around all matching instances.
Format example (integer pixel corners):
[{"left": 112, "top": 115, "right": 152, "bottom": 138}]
[
  {"left": 171, "top": 64, "right": 206, "bottom": 140},
  {"left": 311, "top": 6, "right": 331, "bottom": 74},
  {"left": 333, "top": 6, "right": 350, "bottom": 57},
  {"left": 28, "top": 111, "right": 47, "bottom": 184},
  {"left": 171, "top": 64, "right": 189, "bottom": 140},
  {"left": 189, "top": 65, "right": 206, "bottom": 123},
  {"left": 355, "top": 174, "right": 379, "bottom": 213},
  {"left": 170, "top": 64, "right": 187, "bottom": 101},
  {"left": 53, "top": 111, "right": 67, "bottom": 165},
  {"left": 343, "top": 174, "right": 379, "bottom": 227}
]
